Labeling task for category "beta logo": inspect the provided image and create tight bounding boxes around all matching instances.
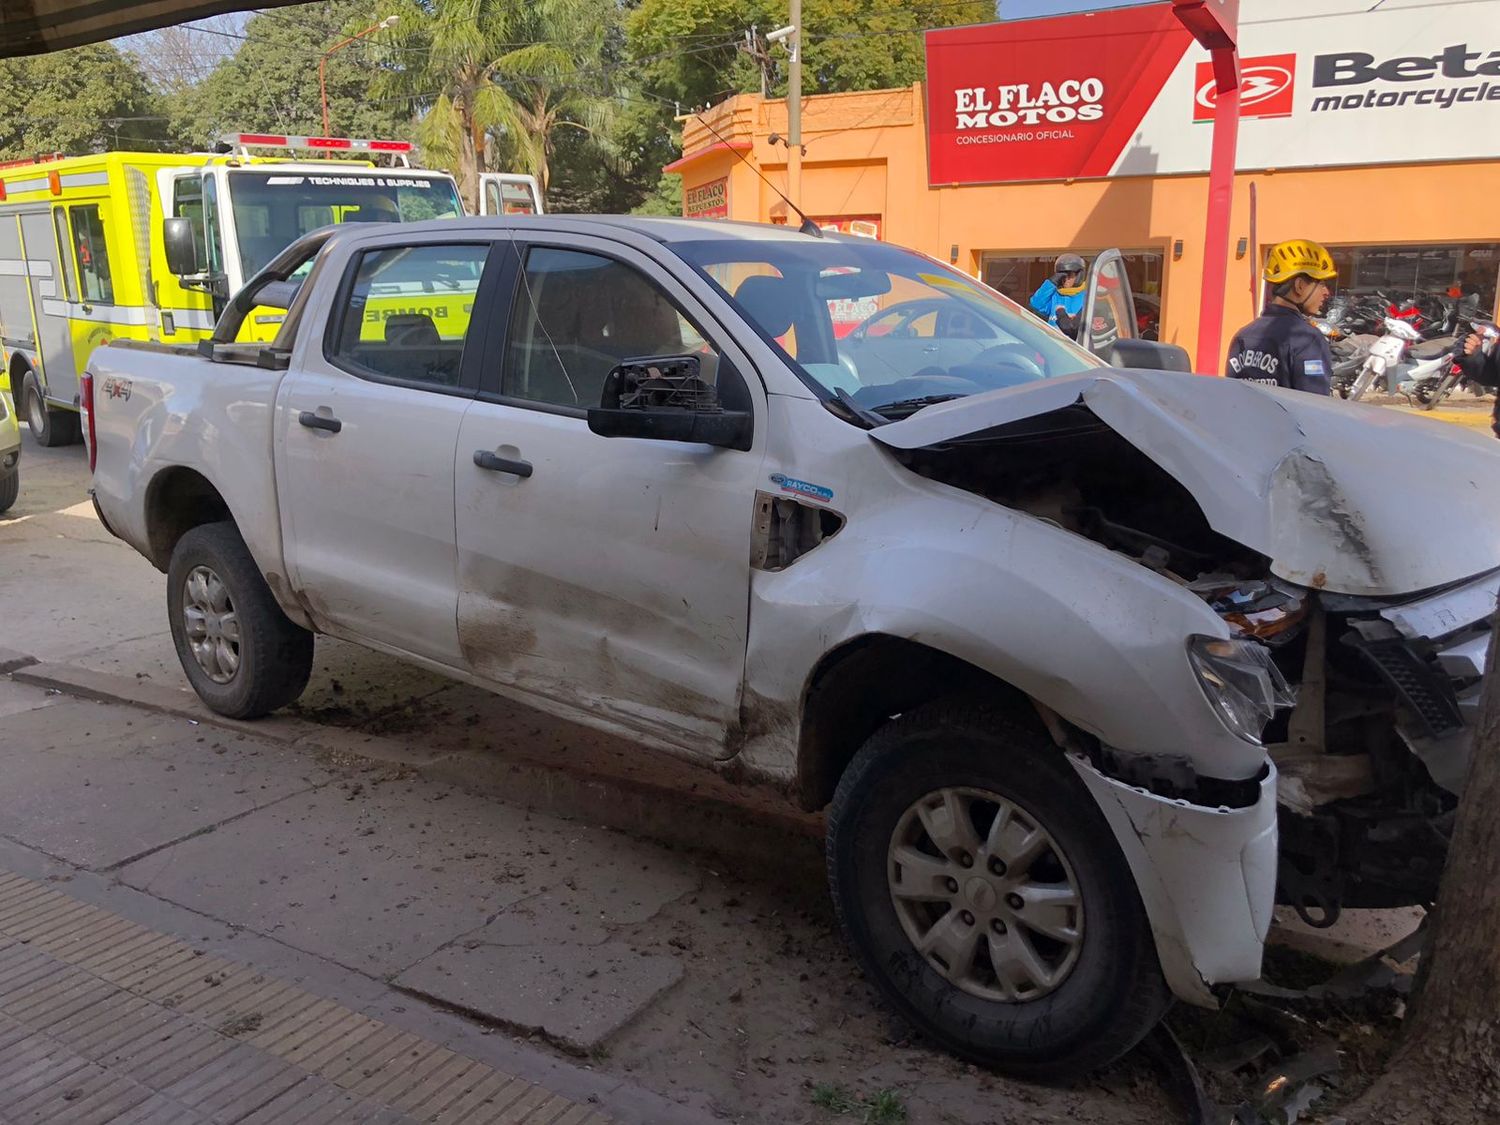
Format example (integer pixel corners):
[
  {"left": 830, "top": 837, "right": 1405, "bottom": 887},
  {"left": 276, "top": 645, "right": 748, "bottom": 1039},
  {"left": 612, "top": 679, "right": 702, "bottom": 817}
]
[{"left": 1194, "top": 54, "right": 1297, "bottom": 121}]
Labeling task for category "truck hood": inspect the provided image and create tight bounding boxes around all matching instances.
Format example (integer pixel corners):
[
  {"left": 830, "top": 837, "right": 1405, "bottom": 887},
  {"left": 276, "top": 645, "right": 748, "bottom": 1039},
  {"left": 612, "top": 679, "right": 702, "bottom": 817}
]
[{"left": 870, "top": 369, "right": 1500, "bottom": 597}]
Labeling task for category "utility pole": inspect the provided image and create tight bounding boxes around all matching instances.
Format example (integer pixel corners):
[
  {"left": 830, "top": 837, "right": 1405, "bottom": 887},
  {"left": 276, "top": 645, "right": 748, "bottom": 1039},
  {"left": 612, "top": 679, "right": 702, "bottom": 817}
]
[
  {"left": 786, "top": 0, "right": 802, "bottom": 207},
  {"left": 319, "top": 15, "right": 398, "bottom": 137}
]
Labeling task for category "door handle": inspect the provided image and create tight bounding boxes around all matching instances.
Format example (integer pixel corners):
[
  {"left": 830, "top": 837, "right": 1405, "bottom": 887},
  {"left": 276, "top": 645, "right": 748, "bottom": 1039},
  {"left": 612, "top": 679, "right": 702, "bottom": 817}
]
[
  {"left": 473, "top": 450, "right": 533, "bottom": 478},
  {"left": 80, "top": 303, "right": 93, "bottom": 314},
  {"left": 298, "top": 410, "right": 342, "bottom": 434}
]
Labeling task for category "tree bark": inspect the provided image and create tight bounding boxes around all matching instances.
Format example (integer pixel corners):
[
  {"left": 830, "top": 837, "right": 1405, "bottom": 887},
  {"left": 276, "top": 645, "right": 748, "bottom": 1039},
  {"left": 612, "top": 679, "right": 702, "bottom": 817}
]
[
  {"left": 1345, "top": 613, "right": 1500, "bottom": 1124},
  {"left": 455, "top": 88, "right": 481, "bottom": 215}
]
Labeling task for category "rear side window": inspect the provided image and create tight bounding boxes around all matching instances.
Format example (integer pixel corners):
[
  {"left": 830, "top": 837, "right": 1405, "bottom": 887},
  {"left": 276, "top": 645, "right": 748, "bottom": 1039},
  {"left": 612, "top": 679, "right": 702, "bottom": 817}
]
[
  {"left": 69, "top": 204, "right": 114, "bottom": 304},
  {"left": 328, "top": 243, "right": 489, "bottom": 389}
]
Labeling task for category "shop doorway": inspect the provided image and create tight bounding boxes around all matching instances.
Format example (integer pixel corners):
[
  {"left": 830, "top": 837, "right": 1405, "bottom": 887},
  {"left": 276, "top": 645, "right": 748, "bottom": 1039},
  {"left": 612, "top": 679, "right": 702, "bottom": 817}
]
[{"left": 980, "top": 250, "right": 1166, "bottom": 339}]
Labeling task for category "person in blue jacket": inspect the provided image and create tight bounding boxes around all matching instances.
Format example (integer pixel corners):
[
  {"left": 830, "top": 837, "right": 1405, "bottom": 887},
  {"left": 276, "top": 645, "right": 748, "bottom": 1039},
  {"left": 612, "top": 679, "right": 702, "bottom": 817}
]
[{"left": 1030, "top": 253, "right": 1088, "bottom": 337}]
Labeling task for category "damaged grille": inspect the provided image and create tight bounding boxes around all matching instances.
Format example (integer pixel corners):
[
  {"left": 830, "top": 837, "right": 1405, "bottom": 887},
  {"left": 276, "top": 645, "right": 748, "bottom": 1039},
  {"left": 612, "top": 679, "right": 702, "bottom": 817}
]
[
  {"left": 1345, "top": 569, "right": 1497, "bottom": 740},
  {"left": 1345, "top": 636, "right": 1463, "bottom": 737}
]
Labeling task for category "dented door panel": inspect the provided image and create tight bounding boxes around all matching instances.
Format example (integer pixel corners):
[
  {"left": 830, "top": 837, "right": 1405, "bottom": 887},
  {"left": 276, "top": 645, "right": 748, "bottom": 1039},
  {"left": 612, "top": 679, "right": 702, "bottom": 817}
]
[{"left": 454, "top": 400, "right": 765, "bottom": 753}]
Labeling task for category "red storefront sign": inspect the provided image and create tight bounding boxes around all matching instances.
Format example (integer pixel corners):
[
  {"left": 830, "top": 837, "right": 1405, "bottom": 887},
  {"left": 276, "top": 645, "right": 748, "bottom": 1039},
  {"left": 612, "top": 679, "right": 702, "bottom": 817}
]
[
  {"left": 1193, "top": 53, "right": 1296, "bottom": 121},
  {"left": 684, "top": 176, "right": 729, "bottom": 219},
  {"left": 924, "top": 5, "right": 1194, "bottom": 186}
]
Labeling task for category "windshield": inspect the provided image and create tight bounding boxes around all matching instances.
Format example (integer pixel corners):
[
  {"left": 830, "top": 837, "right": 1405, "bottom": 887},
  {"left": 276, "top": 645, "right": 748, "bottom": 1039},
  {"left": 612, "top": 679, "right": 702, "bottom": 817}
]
[
  {"left": 227, "top": 170, "right": 463, "bottom": 277},
  {"left": 673, "top": 236, "right": 1102, "bottom": 418}
]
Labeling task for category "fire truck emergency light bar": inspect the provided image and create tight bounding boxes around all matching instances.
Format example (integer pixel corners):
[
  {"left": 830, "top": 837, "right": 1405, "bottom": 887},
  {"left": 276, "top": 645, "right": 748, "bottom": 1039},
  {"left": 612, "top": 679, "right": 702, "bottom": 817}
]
[{"left": 222, "top": 133, "right": 414, "bottom": 153}]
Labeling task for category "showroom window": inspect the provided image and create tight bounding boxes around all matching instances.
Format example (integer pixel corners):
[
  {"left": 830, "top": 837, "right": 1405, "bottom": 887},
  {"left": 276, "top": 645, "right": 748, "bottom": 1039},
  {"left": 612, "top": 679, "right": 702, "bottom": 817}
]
[
  {"left": 1324, "top": 243, "right": 1499, "bottom": 312},
  {"left": 980, "top": 250, "right": 1165, "bottom": 340}
]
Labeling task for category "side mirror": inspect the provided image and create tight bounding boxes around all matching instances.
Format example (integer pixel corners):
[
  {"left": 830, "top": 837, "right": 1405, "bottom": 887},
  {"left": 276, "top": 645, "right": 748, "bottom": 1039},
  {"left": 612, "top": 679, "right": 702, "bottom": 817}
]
[
  {"left": 586, "top": 355, "right": 752, "bottom": 450},
  {"left": 162, "top": 217, "right": 199, "bottom": 276},
  {"left": 1107, "top": 338, "right": 1192, "bottom": 373}
]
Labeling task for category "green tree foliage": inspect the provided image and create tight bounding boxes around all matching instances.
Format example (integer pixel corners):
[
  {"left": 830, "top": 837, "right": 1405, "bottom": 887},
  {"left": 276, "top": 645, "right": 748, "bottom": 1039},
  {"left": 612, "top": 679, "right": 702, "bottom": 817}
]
[
  {"left": 168, "top": 4, "right": 413, "bottom": 151},
  {"left": 0, "top": 43, "right": 165, "bottom": 159},
  {"left": 617, "top": 0, "right": 993, "bottom": 215},
  {"left": 626, "top": 0, "right": 993, "bottom": 111},
  {"left": 373, "top": 0, "right": 616, "bottom": 210}
]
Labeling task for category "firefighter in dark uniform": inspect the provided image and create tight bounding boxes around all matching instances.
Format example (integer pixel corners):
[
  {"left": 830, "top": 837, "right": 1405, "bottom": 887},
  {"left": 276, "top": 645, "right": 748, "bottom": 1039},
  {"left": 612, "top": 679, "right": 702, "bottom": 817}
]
[{"left": 1224, "top": 239, "right": 1338, "bottom": 395}]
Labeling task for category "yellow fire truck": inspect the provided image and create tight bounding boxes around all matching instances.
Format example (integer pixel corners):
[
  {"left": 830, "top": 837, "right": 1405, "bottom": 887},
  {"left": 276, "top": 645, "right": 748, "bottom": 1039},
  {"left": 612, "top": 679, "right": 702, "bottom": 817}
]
[{"left": 0, "top": 134, "right": 469, "bottom": 445}]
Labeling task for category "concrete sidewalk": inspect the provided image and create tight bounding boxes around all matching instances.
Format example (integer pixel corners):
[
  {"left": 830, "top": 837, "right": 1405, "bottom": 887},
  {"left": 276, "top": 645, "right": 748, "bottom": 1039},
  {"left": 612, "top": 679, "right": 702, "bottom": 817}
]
[{"left": 0, "top": 870, "right": 607, "bottom": 1125}]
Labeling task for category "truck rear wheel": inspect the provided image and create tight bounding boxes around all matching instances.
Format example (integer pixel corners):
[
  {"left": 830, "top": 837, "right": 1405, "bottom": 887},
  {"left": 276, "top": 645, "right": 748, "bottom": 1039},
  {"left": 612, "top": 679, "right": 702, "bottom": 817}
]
[
  {"left": 20, "top": 370, "right": 81, "bottom": 448},
  {"left": 0, "top": 468, "right": 17, "bottom": 514},
  {"left": 167, "top": 521, "right": 313, "bottom": 718},
  {"left": 826, "top": 702, "right": 1169, "bottom": 1080}
]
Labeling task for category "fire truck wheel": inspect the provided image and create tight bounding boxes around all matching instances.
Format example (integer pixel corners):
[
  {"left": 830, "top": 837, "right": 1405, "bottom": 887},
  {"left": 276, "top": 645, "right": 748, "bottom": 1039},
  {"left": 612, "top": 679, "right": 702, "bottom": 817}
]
[{"left": 20, "top": 371, "right": 82, "bottom": 448}]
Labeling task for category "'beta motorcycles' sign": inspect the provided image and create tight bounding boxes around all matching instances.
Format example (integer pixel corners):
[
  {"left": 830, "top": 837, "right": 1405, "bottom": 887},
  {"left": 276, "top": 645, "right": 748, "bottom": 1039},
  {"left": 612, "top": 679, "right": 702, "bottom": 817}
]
[
  {"left": 926, "top": 0, "right": 1500, "bottom": 185},
  {"left": 925, "top": 6, "right": 1193, "bottom": 186}
]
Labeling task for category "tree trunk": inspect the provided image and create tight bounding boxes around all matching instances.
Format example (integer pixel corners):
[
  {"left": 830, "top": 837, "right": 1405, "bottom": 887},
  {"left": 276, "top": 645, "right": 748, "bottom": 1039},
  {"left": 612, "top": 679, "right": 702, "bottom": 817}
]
[
  {"left": 456, "top": 90, "right": 481, "bottom": 215},
  {"left": 1345, "top": 613, "right": 1500, "bottom": 1124}
]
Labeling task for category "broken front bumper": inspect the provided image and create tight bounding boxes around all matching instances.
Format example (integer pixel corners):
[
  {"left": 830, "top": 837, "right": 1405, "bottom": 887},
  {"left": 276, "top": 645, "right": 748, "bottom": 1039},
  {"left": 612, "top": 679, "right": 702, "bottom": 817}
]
[{"left": 1071, "top": 755, "right": 1278, "bottom": 1007}]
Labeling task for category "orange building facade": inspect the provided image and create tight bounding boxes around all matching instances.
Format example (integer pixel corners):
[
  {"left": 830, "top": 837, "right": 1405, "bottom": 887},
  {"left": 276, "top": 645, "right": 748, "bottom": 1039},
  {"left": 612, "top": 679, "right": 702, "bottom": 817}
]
[{"left": 667, "top": 0, "right": 1500, "bottom": 367}]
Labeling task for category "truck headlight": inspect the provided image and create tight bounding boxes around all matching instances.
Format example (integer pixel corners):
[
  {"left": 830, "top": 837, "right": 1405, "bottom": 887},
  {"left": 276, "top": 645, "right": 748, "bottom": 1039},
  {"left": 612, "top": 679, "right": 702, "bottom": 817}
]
[{"left": 1188, "top": 636, "right": 1296, "bottom": 744}]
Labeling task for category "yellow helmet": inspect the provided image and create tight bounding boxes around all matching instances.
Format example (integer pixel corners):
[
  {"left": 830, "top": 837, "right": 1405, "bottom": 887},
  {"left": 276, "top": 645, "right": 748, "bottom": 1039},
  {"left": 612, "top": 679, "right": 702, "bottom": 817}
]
[{"left": 1263, "top": 239, "right": 1337, "bottom": 284}]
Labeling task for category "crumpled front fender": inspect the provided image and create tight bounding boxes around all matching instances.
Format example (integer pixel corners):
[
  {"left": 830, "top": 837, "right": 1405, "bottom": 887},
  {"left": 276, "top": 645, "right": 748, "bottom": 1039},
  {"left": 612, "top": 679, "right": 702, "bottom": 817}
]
[{"left": 1070, "top": 754, "right": 1278, "bottom": 1006}]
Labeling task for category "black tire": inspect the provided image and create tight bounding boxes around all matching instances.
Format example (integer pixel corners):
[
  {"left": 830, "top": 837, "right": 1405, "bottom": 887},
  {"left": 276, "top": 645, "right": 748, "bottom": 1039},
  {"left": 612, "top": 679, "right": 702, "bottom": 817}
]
[
  {"left": 167, "top": 521, "right": 313, "bottom": 718},
  {"left": 1408, "top": 378, "right": 1439, "bottom": 407},
  {"left": 826, "top": 703, "right": 1169, "bottom": 1080},
  {"left": 20, "top": 370, "right": 81, "bottom": 448},
  {"left": 0, "top": 470, "right": 16, "bottom": 514}
]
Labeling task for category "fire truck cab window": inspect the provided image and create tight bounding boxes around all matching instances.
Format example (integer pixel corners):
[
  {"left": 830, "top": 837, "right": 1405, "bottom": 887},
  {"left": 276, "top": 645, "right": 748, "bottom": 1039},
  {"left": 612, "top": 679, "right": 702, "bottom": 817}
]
[
  {"left": 227, "top": 172, "right": 464, "bottom": 278},
  {"left": 201, "top": 176, "right": 226, "bottom": 276},
  {"left": 485, "top": 180, "right": 539, "bottom": 215},
  {"left": 69, "top": 205, "right": 113, "bottom": 305},
  {"left": 51, "top": 208, "right": 77, "bottom": 302}
]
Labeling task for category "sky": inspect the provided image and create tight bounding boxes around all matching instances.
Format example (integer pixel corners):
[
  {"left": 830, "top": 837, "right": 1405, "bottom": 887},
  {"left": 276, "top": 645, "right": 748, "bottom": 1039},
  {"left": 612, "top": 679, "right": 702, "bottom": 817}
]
[{"left": 1001, "top": 0, "right": 1155, "bottom": 18}]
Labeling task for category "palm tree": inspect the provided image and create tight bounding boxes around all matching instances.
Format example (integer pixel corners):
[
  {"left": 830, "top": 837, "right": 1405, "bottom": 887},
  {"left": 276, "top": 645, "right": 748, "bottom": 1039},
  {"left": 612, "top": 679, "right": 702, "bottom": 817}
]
[{"left": 372, "top": 0, "right": 614, "bottom": 210}]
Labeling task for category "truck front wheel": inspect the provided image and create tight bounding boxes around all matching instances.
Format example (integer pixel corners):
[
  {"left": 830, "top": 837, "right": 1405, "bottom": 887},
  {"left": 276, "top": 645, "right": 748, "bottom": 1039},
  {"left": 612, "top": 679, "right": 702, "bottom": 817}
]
[
  {"left": 167, "top": 521, "right": 312, "bottom": 718},
  {"left": 826, "top": 703, "right": 1169, "bottom": 1080}
]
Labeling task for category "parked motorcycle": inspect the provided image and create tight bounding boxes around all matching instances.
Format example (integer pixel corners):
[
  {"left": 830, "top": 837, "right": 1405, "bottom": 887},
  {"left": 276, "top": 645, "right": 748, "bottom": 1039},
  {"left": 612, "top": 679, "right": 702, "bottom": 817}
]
[{"left": 1346, "top": 316, "right": 1425, "bottom": 401}]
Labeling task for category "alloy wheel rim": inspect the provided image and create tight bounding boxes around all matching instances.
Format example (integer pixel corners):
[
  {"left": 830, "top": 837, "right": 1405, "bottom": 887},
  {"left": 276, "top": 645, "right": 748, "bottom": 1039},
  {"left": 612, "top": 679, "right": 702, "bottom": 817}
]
[
  {"left": 182, "top": 565, "right": 240, "bottom": 684},
  {"left": 887, "top": 786, "right": 1084, "bottom": 1003}
]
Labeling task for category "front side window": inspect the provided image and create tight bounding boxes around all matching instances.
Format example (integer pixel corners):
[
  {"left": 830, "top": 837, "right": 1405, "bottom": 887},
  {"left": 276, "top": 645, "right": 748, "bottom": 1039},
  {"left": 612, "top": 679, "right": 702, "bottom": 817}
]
[
  {"left": 503, "top": 246, "right": 717, "bottom": 409},
  {"left": 69, "top": 205, "right": 114, "bottom": 304},
  {"left": 202, "top": 176, "right": 226, "bottom": 275},
  {"left": 329, "top": 243, "right": 489, "bottom": 389},
  {"left": 1087, "top": 256, "right": 1136, "bottom": 354},
  {"left": 675, "top": 237, "right": 1101, "bottom": 419},
  {"left": 173, "top": 176, "right": 204, "bottom": 252}
]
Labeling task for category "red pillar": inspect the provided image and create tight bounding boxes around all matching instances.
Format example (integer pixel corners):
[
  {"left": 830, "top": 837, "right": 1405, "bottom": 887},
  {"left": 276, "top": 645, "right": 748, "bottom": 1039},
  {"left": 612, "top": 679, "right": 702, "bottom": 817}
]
[
  {"left": 1172, "top": 0, "right": 1241, "bottom": 375},
  {"left": 1195, "top": 48, "right": 1241, "bottom": 375}
]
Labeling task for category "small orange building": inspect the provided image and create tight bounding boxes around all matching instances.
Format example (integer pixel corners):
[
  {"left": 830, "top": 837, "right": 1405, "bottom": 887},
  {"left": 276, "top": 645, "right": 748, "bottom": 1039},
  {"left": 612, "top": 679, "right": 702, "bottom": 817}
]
[{"left": 667, "top": 0, "right": 1500, "bottom": 366}]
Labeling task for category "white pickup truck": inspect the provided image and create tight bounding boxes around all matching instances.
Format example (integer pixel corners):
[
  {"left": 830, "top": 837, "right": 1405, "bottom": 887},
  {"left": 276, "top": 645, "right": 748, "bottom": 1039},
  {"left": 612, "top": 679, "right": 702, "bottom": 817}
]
[{"left": 87, "top": 216, "right": 1500, "bottom": 1078}]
